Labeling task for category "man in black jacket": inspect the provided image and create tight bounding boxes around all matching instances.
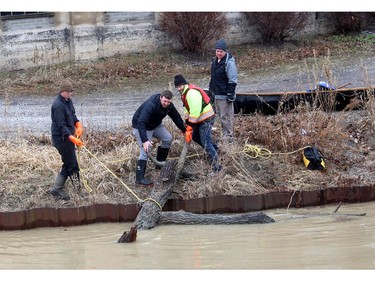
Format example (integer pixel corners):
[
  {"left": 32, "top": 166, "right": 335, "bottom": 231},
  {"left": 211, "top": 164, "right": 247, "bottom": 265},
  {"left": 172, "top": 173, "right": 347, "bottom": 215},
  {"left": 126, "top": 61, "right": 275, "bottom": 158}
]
[
  {"left": 132, "top": 90, "right": 186, "bottom": 186},
  {"left": 51, "top": 80, "right": 84, "bottom": 200}
]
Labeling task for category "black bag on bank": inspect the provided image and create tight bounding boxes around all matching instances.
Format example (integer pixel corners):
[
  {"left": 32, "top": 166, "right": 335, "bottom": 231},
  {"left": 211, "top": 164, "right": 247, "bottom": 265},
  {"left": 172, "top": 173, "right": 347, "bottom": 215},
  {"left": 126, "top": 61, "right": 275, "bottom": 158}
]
[{"left": 302, "top": 145, "right": 326, "bottom": 170}]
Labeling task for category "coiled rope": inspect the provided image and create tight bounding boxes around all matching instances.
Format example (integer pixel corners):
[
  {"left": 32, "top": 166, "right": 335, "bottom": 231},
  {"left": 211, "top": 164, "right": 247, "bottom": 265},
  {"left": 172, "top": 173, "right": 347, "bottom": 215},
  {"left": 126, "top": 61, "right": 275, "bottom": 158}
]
[{"left": 242, "top": 143, "right": 312, "bottom": 159}]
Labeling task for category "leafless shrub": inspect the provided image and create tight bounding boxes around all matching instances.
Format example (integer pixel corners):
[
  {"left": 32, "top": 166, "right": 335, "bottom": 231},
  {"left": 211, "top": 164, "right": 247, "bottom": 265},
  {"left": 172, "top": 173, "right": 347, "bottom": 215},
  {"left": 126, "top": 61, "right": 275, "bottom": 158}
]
[
  {"left": 326, "top": 12, "right": 373, "bottom": 34},
  {"left": 158, "top": 12, "right": 229, "bottom": 53},
  {"left": 244, "top": 12, "right": 309, "bottom": 43}
]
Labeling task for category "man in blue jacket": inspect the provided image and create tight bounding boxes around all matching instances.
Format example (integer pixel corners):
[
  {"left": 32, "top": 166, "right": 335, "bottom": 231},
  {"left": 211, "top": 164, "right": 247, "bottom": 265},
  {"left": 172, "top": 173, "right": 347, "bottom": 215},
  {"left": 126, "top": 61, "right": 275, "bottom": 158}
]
[{"left": 132, "top": 90, "right": 186, "bottom": 186}]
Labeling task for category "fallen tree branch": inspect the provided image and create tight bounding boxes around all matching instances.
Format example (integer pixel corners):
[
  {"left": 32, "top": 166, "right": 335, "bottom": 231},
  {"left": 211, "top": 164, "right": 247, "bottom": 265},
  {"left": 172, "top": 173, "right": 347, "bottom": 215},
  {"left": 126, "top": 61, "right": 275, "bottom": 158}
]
[
  {"left": 158, "top": 210, "right": 275, "bottom": 225},
  {"left": 332, "top": 201, "right": 342, "bottom": 213},
  {"left": 117, "top": 225, "right": 137, "bottom": 243},
  {"left": 118, "top": 142, "right": 275, "bottom": 243},
  {"left": 131, "top": 143, "right": 190, "bottom": 230},
  {"left": 288, "top": 212, "right": 366, "bottom": 219},
  {"left": 133, "top": 160, "right": 178, "bottom": 230},
  {"left": 286, "top": 202, "right": 366, "bottom": 220},
  {"left": 147, "top": 151, "right": 164, "bottom": 169},
  {"left": 147, "top": 146, "right": 192, "bottom": 178}
]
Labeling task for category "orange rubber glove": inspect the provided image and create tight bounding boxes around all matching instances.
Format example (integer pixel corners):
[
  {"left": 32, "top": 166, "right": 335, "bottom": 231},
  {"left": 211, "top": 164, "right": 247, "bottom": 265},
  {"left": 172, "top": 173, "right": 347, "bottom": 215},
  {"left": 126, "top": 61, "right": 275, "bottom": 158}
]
[
  {"left": 69, "top": 135, "right": 84, "bottom": 146},
  {"left": 185, "top": 125, "right": 193, "bottom": 143},
  {"left": 75, "top": 121, "right": 83, "bottom": 138}
]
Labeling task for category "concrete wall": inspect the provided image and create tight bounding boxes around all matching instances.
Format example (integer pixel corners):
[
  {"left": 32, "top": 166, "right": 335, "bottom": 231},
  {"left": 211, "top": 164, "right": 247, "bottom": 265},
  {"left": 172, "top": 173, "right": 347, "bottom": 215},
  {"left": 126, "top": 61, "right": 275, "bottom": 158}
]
[{"left": 0, "top": 12, "right": 331, "bottom": 72}]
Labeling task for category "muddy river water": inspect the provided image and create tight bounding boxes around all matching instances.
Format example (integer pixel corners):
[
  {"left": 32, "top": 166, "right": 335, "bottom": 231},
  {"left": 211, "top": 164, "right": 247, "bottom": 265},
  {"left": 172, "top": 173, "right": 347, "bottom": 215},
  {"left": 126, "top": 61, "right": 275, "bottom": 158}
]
[{"left": 0, "top": 202, "right": 374, "bottom": 271}]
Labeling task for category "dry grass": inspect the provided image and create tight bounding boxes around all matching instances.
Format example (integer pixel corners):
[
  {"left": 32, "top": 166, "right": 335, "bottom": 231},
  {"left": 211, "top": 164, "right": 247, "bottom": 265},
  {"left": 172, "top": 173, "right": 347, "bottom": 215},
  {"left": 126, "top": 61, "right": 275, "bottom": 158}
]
[
  {"left": 1, "top": 36, "right": 375, "bottom": 212},
  {"left": 2, "top": 103, "right": 375, "bottom": 212}
]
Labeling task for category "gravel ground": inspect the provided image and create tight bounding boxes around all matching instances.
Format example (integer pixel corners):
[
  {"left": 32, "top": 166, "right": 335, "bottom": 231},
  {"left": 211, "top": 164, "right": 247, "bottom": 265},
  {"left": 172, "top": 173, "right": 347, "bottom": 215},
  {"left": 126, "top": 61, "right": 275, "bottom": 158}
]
[{"left": 0, "top": 51, "right": 374, "bottom": 139}]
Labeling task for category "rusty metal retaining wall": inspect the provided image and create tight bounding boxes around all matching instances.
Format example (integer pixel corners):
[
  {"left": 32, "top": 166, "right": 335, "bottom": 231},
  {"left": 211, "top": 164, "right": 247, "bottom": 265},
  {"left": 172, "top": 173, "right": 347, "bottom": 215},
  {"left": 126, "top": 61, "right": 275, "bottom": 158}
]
[{"left": 1, "top": 186, "right": 374, "bottom": 231}]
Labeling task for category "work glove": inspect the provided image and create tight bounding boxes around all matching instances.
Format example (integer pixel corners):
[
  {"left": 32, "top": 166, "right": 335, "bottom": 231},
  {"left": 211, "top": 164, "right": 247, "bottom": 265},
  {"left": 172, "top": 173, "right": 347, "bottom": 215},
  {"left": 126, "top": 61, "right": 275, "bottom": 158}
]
[
  {"left": 69, "top": 135, "right": 84, "bottom": 146},
  {"left": 75, "top": 121, "right": 83, "bottom": 138},
  {"left": 185, "top": 125, "right": 193, "bottom": 143},
  {"left": 227, "top": 93, "right": 236, "bottom": 103}
]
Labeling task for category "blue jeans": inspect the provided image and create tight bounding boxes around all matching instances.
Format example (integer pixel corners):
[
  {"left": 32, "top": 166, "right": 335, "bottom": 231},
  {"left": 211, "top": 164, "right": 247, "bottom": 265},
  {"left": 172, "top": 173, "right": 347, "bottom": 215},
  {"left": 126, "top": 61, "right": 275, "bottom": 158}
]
[{"left": 192, "top": 117, "right": 221, "bottom": 171}]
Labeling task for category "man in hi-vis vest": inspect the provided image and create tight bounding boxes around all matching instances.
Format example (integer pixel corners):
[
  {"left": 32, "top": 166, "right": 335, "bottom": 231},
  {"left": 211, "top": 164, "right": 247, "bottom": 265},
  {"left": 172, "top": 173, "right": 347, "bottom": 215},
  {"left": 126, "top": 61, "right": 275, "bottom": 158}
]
[{"left": 174, "top": 74, "right": 222, "bottom": 173}]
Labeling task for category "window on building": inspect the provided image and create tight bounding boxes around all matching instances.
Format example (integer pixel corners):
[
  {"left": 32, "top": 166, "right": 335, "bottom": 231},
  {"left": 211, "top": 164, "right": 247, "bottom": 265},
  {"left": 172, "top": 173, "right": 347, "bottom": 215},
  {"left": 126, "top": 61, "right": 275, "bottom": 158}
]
[
  {"left": 0, "top": 12, "right": 55, "bottom": 32},
  {"left": 104, "top": 12, "right": 155, "bottom": 25},
  {"left": 0, "top": 12, "right": 54, "bottom": 19}
]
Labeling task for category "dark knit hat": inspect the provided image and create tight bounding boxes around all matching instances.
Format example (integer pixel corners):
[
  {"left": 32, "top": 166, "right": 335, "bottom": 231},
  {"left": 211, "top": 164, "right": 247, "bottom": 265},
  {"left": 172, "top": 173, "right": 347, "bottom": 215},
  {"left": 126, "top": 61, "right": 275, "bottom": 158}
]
[
  {"left": 215, "top": 38, "right": 227, "bottom": 52},
  {"left": 174, "top": 74, "right": 188, "bottom": 87},
  {"left": 60, "top": 80, "right": 73, "bottom": 93}
]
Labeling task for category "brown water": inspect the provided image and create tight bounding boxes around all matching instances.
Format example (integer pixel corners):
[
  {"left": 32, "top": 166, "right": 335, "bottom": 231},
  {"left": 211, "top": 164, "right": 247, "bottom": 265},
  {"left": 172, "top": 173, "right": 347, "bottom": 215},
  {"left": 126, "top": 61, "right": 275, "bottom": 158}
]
[{"left": 0, "top": 202, "right": 374, "bottom": 271}]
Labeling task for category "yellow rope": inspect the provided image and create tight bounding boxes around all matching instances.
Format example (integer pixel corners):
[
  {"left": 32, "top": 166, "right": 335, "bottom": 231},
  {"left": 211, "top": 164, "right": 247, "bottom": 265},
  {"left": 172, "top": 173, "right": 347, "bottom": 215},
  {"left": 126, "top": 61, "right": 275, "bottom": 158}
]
[
  {"left": 77, "top": 147, "right": 92, "bottom": 193},
  {"left": 242, "top": 143, "right": 311, "bottom": 159},
  {"left": 272, "top": 145, "right": 312, "bottom": 156},
  {"left": 77, "top": 145, "right": 162, "bottom": 209},
  {"left": 242, "top": 143, "right": 273, "bottom": 159},
  {"left": 78, "top": 140, "right": 307, "bottom": 208}
]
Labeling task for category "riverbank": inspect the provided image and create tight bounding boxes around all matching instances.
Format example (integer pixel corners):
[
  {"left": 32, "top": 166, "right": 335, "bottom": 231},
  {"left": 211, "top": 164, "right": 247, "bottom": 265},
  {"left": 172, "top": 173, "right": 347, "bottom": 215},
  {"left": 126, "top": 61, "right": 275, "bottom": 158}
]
[{"left": 0, "top": 36, "right": 374, "bottom": 218}]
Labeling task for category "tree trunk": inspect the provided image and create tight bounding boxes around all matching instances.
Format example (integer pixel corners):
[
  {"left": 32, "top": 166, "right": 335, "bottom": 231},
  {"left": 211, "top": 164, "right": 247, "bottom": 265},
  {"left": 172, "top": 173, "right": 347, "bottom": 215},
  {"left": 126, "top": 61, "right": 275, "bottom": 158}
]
[
  {"left": 133, "top": 159, "right": 180, "bottom": 230},
  {"left": 158, "top": 210, "right": 275, "bottom": 225},
  {"left": 132, "top": 142, "right": 190, "bottom": 230},
  {"left": 118, "top": 143, "right": 275, "bottom": 243}
]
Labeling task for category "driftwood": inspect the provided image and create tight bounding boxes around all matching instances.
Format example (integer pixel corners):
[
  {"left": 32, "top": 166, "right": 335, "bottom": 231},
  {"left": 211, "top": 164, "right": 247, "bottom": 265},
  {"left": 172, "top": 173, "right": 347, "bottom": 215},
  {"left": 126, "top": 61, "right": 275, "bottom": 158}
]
[
  {"left": 159, "top": 210, "right": 275, "bottom": 225},
  {"left": 287, "top": 201, "right": 367, "bottom": 220},
  {"left": 118, "top": 143, "right": 275, "bottom": 243},
  {"left": 331, "top": 201, "right": 366, "bottom": 216},
  {"left": 117, "top": 225, "right": 137, "bottom": 243}
]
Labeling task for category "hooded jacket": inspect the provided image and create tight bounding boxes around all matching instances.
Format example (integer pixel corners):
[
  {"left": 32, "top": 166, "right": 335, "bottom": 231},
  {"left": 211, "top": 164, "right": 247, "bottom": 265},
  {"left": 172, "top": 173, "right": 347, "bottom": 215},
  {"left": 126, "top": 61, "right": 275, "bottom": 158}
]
[{"left": 209, "top": 53, "right": 238, "bottom": 99}]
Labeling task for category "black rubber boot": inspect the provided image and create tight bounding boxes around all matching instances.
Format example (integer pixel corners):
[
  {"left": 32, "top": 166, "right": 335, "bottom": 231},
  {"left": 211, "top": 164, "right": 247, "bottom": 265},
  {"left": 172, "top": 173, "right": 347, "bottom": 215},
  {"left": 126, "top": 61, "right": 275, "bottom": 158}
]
[
  {"left": 155, "top": 146, "right": 170, "bottom": 169},
  {"left": 135, "top": 160, "right": 153, "bottom": 186},
  {"left": 50, "top": 174, "right": 70, "bottom": 201}
]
